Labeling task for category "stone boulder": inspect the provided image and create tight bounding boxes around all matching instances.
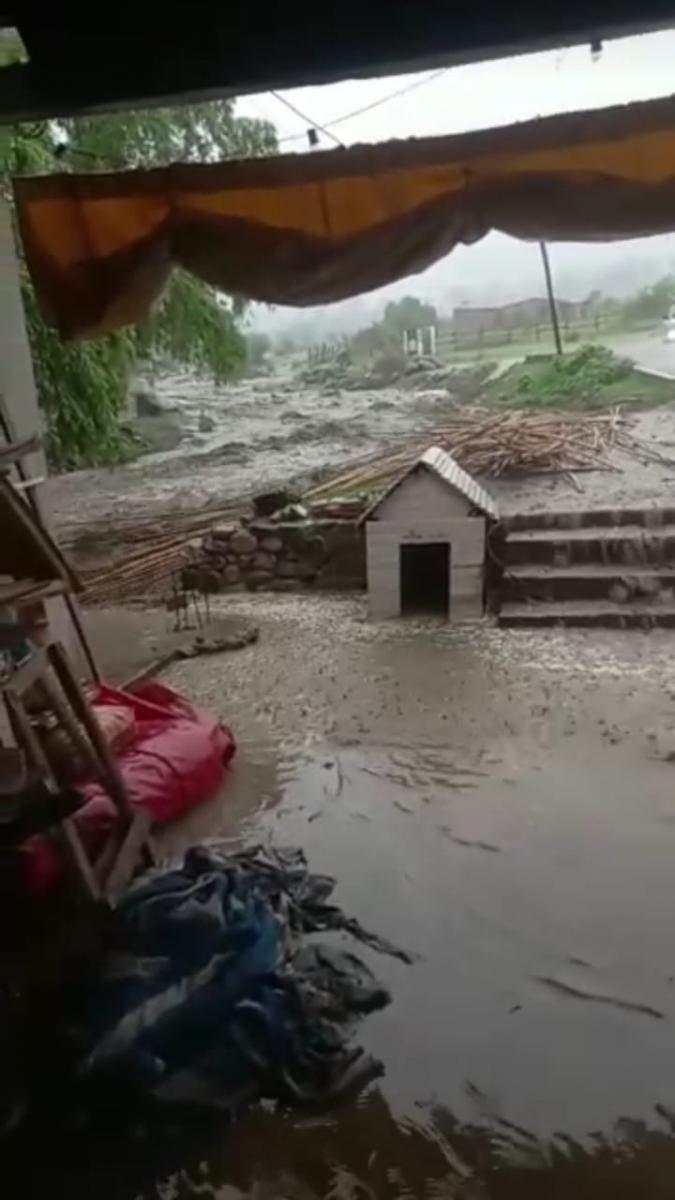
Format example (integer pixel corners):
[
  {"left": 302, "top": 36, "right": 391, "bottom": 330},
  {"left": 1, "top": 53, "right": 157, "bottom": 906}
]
[
  {"left": 231, "top": 530, "right": 258, "bottom": 556},
  {"left": 252, "top": 552, "right": 277, "bottom": 572},
  {"left": 211, "top": 524, "right": 237, "bottom": 543},
  {"left": 222, "top": 564, "right": 240, "bottom": 585}
]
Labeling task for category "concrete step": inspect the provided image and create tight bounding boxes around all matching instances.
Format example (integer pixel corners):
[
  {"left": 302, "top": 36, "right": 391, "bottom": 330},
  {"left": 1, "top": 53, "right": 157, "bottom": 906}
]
[
  {"left": 501, "top": 507, "right": 675, "bottom": 533},
  {"left": 501, "top": 563, "right": 675, "bottom": 603},
  {"left": 498, "top": 598, "right": 675, "bottom": 628},
  {"left": 505, "top": 523, "right": 675, "bottom": 566}
]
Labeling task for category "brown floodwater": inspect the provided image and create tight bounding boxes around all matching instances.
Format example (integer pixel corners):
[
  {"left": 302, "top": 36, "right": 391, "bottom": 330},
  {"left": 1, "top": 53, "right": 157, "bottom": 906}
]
[{"left": 20, "top": 723, "right": 675, "bottom": 1199}]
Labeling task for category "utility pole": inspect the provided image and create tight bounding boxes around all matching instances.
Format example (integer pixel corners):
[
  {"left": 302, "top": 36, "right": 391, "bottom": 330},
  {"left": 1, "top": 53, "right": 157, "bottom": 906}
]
[{"left": 539, "top": 240, "right": 563, "bottom": 356}]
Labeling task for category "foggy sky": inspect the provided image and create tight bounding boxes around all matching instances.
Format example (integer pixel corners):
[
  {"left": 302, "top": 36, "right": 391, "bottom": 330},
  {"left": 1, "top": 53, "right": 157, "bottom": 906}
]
[{"left": 236, "top": 29, "right": 675, "bottom": 335}]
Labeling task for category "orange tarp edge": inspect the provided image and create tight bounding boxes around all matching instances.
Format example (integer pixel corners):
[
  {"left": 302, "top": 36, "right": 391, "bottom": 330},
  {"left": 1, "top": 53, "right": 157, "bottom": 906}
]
[{"left": 13, "top": 93, "right": 675, "bottom": 339}]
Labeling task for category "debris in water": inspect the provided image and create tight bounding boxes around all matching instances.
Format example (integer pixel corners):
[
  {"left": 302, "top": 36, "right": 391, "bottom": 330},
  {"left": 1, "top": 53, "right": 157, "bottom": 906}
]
[{"left": 535, "top": 975, "right": 664, "bottom": 1020}]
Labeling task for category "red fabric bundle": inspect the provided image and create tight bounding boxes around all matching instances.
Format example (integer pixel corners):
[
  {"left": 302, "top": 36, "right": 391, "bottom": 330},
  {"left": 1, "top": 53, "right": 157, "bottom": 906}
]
[{"left": 21, "top": 680, "right": 235, "bottom": 892}]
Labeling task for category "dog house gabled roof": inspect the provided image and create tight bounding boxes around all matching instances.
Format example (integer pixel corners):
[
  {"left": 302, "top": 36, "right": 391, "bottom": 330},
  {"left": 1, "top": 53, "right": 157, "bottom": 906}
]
[{"left": 361, "top": 444, "right": 499, "bottom": 522}]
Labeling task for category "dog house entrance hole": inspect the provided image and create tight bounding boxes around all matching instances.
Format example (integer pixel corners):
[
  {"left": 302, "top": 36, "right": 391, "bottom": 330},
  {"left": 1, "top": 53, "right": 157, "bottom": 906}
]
[{"left": 399, "top": 541, "right": 450, "bottom": 614}]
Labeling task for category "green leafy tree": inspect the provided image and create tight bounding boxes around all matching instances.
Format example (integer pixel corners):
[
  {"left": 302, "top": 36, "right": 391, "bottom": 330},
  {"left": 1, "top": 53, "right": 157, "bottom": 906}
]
[
  {"left": 20, "top": 281, "right": 138, "bottom": 469},
  {"left": 382, "top": 295, "right": 438, "bottom": 334},
  {"left": 350, "top": 321, "right": 397, "bottom": 359},
  {"left": 1, "top": 97, "right": 277, "bottom": 468},
  {"left": 622, "top": 276, "right": 675, "bottom": 324}
]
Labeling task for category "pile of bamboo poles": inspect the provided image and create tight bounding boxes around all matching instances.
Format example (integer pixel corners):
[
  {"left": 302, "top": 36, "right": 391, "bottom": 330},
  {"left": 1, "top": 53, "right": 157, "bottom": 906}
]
[
  {"left": 71, "top": 407, "right": 639, "bottom": 604},
  {"left": 306, "top": 408, "right": 629, "bottom": 502},
  {"left": 440, "top": 407, "right": 626, "bottom": 476},
  {"left": 74, "top": 500, "right": 253, "bottom": 604}
]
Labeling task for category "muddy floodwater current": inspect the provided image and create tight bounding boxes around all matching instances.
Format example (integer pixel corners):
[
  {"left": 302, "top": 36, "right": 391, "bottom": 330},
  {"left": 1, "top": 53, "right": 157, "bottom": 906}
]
[
  {"left": 46, "top": 362, "right": 675, "bottom": 550},
  {"left": 31, "top": 338, "right": 675, "bottom": 1196},
  {"left": 26, "top": 596, "right": 675, "bottom": 1199}
]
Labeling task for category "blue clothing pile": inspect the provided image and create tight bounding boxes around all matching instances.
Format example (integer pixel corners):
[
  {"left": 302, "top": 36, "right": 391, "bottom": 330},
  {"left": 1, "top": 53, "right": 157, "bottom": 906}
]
[{"left": 74, "top": 845, "right": 406, "bottom": 1113}]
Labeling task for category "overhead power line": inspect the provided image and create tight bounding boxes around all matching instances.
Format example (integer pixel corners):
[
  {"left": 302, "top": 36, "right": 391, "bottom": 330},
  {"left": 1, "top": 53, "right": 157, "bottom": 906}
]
[
  {"left": 275, "top": 68, "right": 449, "bottom": 146},
  {"left": 269, "top": 90, "right": 344, "bottom": 148},
  {"left": 329, "top": 68, "right": 449, "bottom": 128}
]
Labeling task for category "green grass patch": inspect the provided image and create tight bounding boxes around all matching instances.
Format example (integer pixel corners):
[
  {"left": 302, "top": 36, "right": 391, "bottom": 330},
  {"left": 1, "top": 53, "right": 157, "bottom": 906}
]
[{"left": 482, "top": 344, "right": 675, "bottom": 411}]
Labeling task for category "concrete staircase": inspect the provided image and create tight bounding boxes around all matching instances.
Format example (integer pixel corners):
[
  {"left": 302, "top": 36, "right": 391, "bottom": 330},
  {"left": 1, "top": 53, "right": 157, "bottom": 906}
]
[{"left": 498, "top": 508, "right": 675, "bottom": 627}]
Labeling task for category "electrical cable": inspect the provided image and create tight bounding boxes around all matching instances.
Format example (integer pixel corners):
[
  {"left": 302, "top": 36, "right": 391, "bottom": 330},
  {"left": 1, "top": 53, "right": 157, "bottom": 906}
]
[
  {"left": 269, "top": 90, "right": 344, "bottom": 148},
  {"left": 276, "top": 67, "right": 449, "bottom": 146},
  {"left": 329, "top": 68, "right": 448, "bottom": 128}
]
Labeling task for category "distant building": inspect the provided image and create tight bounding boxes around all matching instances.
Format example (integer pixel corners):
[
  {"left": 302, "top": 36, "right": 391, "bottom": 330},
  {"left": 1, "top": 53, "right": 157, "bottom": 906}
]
[{"left": 452, "top": 297, "right": 591, "bottom": 333}]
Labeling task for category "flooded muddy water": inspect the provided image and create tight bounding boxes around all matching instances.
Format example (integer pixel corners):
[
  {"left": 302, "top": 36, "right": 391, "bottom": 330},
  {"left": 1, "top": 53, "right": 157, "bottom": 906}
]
[
  {"left": 46, "top": 370, "right": 450, "bottom": 538},
  {"left": 46, "top": 739, "right": 675, "bottom": 1198},
  {"left": 44, "top": 344, "right": 675, "bottom": 549},
  {"left": 92, "top": 600, "right": 675, "bottom": 1196},
  {"left": 47, "top": 362, "right": 675, "bottom": 554},
  {"left": 20, "top": 598, "right": 675, "bottom": 1197}
]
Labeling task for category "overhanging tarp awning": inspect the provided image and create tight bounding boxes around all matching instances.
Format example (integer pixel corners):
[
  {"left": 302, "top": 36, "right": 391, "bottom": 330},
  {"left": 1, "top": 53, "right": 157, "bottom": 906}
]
[{"left": 14, "top": 94, "right": 675, "bottom": 340}]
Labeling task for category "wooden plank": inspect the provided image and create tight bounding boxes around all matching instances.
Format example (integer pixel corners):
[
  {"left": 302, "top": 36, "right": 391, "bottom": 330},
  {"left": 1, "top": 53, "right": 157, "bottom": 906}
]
[
  {"left": 3, "top": 687, "right": 100, "bottom": 900},
  {"left": 4, "top": 646, "right": 48, "bottom": 693},
  {"left": 0, "top": 578, "right": 66, "bottom": 606},
  {"left": 47, "top": 641, "right": 133, "bottom": 823},
  {"left": 38, "top": 668, "right": 101, "bottom": 776},
  {"left": 0, "top": 475, "right": 79, "bottom": 587},
  {"left": 0, "top": 432, "right": 41, "bottom": 468},
  {"left": 13, "top": 477, "right": 46, "bottom": 492},
  {"left": 104, "top": 810, "right": 153, "bottom": 903}
]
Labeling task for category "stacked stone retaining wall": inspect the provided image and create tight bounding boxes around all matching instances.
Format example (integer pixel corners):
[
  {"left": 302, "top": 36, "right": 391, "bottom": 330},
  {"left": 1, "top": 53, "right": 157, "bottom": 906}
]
[{"left": 182, "top": 519, "right": 365, "bottom": 594}]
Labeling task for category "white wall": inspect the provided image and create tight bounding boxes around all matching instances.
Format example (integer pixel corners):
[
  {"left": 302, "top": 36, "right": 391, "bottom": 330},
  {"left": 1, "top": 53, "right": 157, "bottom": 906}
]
[
  {"left": 0, "top": 199, "right": 72, "bottom": 652},
  {"left": 366, "top": 517, "right": 485, "bottom": 620},
  {"left": 0, "top": 200, "right": 44, "bottom": 480},
  {"left": 376, "top": 468, "right": 470, "bottom": 522}
]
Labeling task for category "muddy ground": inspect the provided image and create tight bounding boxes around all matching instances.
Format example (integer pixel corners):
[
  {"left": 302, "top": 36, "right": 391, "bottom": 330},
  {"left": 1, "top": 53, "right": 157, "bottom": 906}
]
[{"left": 49, "top": 592, "right": 675, "bottom": 1199}]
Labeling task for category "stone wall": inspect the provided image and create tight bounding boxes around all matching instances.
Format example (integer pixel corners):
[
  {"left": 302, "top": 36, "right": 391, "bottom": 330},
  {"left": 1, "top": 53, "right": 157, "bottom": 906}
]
[{"left": 182, "top": 519, "right": 366, "bottom": 594}]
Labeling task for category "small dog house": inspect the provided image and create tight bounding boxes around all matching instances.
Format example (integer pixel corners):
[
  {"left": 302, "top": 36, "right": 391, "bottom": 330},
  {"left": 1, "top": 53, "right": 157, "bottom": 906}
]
[{"left": 362, "top": 446, "right": 498, "bottom": 620}]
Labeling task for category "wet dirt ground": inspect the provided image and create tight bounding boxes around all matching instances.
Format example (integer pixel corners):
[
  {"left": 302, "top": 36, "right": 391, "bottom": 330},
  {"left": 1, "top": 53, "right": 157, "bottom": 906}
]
[{"left": 47, "top": 593, "right": 675, "bottom": 1199}]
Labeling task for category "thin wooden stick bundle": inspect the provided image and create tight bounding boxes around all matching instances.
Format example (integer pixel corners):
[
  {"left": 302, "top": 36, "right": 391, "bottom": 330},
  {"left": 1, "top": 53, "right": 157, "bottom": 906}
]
[{"left": 67, "top": 407, "right": 650, "bottom": 602}]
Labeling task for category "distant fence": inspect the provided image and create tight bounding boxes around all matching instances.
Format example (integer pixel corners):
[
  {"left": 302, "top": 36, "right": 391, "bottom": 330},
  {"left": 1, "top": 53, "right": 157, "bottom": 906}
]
[
  {"left": 436, "top": 314, "right": 609, "bottom": 355},
  {"left": 307, "top": 340, "right": 351, "bottom": 365},
  {"left": 306, "top": 314, "right": 620, "bottom": 366}
]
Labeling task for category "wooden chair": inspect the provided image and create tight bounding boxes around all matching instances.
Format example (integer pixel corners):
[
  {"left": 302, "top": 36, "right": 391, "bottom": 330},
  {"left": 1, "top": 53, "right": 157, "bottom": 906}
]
[
  {"left": 0, "top": 638, "right": 150, "bottom": 900},
  {"left": 0, "top": 401, "right": 151, "bottom": 902}
]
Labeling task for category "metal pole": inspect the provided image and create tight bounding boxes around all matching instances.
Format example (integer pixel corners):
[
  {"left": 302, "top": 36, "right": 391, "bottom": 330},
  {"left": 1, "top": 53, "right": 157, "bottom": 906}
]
[{"left": 539, "top": 240, "right": 563, "bottom": 356}]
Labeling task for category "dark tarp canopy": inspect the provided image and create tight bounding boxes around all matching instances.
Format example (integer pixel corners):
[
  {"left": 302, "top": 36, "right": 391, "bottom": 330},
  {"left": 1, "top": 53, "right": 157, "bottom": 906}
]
[{"left": 14, "top": 93, "right": 675, "bottom": 339}]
